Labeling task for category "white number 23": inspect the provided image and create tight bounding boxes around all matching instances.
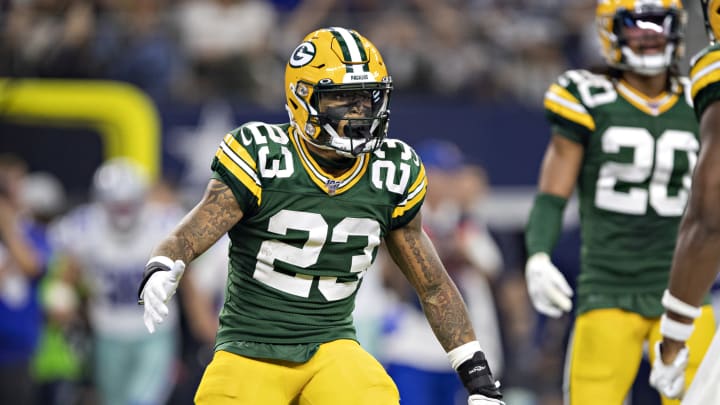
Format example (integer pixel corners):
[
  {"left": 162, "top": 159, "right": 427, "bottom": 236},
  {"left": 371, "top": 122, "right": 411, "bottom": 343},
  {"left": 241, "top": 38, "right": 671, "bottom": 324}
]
[{"left": 253, "top": 210, "right": 381, "bottom": 301}]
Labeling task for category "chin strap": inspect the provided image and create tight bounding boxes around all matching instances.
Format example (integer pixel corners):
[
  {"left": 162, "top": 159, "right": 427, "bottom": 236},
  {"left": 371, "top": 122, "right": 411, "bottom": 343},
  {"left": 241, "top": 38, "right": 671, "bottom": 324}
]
[{"left": 620, "top": 44, "right": 675, "bottom": 76}]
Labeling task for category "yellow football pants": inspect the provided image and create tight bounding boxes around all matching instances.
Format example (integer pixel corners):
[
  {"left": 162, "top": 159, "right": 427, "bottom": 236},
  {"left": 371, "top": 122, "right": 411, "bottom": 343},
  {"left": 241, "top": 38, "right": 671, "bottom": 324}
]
[
  {"left": 195, "top": 339, "right": 399, "bottom": 405},
  {"left": 566, "top": 307, "right": 715, "bottom": 405}
]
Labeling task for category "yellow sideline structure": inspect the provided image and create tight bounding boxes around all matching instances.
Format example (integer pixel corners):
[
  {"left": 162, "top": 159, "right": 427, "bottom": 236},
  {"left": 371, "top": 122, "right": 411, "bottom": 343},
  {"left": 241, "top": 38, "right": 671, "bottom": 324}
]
[{"left": 0, "top": 78, "right": 161, "bottom": 179}]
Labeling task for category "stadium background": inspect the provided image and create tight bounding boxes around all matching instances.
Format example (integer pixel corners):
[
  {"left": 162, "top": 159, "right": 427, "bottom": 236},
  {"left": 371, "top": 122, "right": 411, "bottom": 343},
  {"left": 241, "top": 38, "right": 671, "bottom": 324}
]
[
  {"left": 0, "top": 0, "right": 709, "bottom": 225},
  {"left": 0, "top": 1, "right": 711, "bottom": 404}
]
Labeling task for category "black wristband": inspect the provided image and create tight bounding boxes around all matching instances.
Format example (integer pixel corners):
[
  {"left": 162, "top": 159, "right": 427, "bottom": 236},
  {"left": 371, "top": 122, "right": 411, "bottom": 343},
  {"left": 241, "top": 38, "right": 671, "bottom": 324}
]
[
  {"left": 456, "top": 351, "right": 502, "bottom": 400},
  {"left": 137, "top": 259, "right": 172, "bottom": 304}
]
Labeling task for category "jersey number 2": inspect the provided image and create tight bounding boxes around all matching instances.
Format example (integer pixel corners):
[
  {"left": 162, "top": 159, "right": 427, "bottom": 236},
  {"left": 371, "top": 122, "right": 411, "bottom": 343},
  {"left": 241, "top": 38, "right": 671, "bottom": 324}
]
[
  {"left": 595, "top": 127, "right": 698, "bottom": 216},
  {"left": 253, "top": 210, "right": 380, "bottom": 301}
]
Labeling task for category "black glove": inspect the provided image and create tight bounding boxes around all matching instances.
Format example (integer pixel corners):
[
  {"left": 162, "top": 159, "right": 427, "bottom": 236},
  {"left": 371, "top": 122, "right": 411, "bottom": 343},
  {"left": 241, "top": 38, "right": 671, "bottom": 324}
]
[{"left": 457, "top": 351, "right": 503, "bottom": 400}]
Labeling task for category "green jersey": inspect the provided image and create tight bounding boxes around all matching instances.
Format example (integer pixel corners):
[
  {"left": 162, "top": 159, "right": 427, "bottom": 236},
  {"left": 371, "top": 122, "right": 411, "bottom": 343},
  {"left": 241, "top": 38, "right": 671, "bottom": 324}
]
[
  {"left": 690, "top": 43, "right": 720, "bottom": 118},
  {"left": 543, "top": 69, "right": 699, "bottom": 317},
  {"left": 210, "top": 122, "right": 426, "bottom": 362}
]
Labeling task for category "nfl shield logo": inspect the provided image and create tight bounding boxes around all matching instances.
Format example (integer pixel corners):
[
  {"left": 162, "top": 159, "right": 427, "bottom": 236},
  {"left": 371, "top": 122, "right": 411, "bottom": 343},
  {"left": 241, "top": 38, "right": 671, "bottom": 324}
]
[{"left": 326, "top": 180, "right": 341, "bottom": 195}]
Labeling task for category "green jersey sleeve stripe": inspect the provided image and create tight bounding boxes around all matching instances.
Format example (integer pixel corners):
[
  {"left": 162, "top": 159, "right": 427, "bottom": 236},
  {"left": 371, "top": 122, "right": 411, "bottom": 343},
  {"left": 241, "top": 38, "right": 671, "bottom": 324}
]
[{"left": 329, "top": 27, "right": 369, "bottom": 74}]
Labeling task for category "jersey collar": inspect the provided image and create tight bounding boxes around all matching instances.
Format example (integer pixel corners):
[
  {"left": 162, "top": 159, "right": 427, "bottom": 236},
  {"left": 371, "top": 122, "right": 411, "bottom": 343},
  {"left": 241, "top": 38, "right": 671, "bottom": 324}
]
[
  {"left": 290, "top": 128, "right": 369, "bottom": 196},
  {"left": 616, "top": 79, "right": 679, "bottom": 116}
]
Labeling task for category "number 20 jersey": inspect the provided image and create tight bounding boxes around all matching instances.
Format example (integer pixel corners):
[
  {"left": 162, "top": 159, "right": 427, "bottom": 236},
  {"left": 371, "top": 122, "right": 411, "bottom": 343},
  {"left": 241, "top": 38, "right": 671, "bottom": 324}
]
[
  {"left": 210, "top": 122, "right": 427, "bottom": 360},
  {"left": 543, "top": 70, "right": 699, "bottom": 317}
]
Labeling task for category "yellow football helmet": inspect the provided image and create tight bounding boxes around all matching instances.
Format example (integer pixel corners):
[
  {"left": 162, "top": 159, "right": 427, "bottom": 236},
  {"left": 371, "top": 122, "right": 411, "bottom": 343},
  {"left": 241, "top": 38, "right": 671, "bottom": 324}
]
[
  {"left": 285, "top": 27, "right": 392, "bottom": 157},
  {"left": 704, "top": 0, "right": 720, "bottom": 42},
  {"left": 596, "top": 0, "right": 686, "bottom": 75}
]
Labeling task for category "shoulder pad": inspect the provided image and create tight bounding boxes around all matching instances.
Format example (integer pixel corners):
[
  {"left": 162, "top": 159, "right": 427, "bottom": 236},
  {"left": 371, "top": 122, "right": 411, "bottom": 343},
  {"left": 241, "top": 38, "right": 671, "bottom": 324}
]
[
  {"left": 372, "top": 139, "right": 426, "bottom": 221},
  {"left": 222, "top": 121, "right": 291, "bottom": 163},
  {"left": 690, "top": 43, "right": 720, "bottom": 69},
  {"left": 230, "top": 122, "right": 291, "bottom": 151},
  {"left": 544, "top": 69, "right": 613, "bottom": 132},
  {"left": 214, "top": 122, "right": 286, "bottom": 204},
  {"left": 690, "top": 44, "right": 720, "bottom": 100},
  {"left": 374, "top": 138, "right": 420, "bottom": 166}
]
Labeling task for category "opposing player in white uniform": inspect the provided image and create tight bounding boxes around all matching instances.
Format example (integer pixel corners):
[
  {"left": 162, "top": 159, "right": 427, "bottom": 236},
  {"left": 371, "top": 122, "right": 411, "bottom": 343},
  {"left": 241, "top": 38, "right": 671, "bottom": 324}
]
[{"left": 50, "top": 158, "right": 184, "bottom": 405}]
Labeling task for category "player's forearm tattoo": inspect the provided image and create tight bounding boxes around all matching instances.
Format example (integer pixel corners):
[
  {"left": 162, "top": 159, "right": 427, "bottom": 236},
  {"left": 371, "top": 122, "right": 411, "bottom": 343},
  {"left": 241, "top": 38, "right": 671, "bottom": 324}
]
[
  {"left": 153, "top": 180, "right": 242, "bottom": 264},
  {"left": 387, "top": 224, "right": 476, "bottom": 352}
]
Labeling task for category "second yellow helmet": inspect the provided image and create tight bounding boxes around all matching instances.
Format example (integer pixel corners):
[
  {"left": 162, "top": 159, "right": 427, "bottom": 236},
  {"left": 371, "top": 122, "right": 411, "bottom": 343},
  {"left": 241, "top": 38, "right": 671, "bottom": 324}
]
[{"left": 596, "top": 0, "right": 686, "bottom": 75}]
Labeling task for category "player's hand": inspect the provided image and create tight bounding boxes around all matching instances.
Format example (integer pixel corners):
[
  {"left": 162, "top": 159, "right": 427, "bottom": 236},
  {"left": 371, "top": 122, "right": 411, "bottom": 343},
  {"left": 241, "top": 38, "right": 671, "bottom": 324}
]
[
  {"left": 525, "top": 252, "right": 573, "bottom": 318},
  {"left": 140, "top": 260, "right": 185, "bottom": 333},
  {"left": 468, "top": 393, "right": 505, "bottom": 404},
  {"left": 649, "top": 341, "right": 689, "bottom": 399}
]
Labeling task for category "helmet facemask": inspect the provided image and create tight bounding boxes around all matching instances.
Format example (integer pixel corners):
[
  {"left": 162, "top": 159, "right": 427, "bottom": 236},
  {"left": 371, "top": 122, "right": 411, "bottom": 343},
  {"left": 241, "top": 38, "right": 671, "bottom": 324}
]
[
  {"left": 598, "top": 3, "right": 686, "bottom": 76},
  {"left": 307, "top": 82, "right": 391, "bottom": 157}
]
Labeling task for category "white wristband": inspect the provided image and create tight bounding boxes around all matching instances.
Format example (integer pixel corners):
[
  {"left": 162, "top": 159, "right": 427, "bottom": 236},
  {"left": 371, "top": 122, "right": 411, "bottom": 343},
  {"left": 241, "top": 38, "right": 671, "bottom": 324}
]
[
  {"left": 146, "top": 255, "right": 175, "bottom": 270},
  {"left": 662, "top": 289, "right": 701, "bottom": 319},
  {"left": 660, "top": 313, "right": 695, "bottom": 341},
  {"left": 447, "top": 341, "right": 482, "bottom": 370}
]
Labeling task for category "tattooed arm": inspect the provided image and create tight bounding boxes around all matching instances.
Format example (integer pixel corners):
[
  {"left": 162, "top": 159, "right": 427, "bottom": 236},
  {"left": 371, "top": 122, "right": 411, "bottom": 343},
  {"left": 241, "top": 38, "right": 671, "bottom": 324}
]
[
  {"left": 385, "top": 212, "right": 504, "bottom": 402},
  {"left": 138, "top": 179, "right": 243, "bottom": 331},
  {"left": 384, "top": 211, "right": 475, "bottom": 351},
  {"left": 152, "top": 179, "right": 243, "bottom": 264}
]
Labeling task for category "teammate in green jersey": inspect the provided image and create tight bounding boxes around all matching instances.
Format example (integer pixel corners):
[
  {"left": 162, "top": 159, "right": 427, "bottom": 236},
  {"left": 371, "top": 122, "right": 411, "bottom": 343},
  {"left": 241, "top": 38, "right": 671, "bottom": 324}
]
[
  {"left": 524, "top": 1, "right": 715, "bottom": 404},
  {"left": 649, "top": 1, "right": 720, "bottom": 403},
  {"left": 135, "top": 27, "right": 503, "bottom": 405}
]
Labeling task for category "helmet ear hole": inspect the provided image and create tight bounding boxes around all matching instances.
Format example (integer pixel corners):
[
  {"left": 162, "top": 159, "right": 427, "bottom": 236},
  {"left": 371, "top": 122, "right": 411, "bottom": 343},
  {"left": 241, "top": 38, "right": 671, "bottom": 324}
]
[{"left": 305, "top": 123, "right": 316, "bottom": 136}]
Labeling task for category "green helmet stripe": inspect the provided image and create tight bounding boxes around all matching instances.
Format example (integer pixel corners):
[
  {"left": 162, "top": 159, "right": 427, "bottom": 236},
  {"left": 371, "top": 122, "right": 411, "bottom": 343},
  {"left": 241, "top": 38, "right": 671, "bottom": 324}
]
[{"left": 329, "top": 27, "right": 368, "bottom": 74}]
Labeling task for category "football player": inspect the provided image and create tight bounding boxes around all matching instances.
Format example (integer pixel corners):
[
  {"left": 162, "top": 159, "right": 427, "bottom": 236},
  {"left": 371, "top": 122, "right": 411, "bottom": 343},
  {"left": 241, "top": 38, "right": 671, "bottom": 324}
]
[
  {"left": 137, "top": 27, "right": 503, "bottom": 405},
  {"left": 50, "top": 158, "right": 185, "bottom": 405},
  {"left": 523, "top": 1, "right": 716, "bottom": 404},
  {"left": 649, "top": 0, "right": 720, "bottom": 403}
]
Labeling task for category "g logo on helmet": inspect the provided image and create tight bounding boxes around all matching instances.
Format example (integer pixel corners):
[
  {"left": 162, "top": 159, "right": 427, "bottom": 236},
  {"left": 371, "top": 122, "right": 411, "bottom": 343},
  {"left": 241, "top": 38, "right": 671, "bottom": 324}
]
[{"left": 289, "top": 42, "right": 316, "bottom": 68}]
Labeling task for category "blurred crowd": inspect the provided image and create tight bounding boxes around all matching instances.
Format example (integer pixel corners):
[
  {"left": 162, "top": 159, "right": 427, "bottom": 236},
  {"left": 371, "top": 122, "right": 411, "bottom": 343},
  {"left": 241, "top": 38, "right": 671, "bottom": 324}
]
[{"left": 0, "top": 0, "right": 602, "bottom": 107}]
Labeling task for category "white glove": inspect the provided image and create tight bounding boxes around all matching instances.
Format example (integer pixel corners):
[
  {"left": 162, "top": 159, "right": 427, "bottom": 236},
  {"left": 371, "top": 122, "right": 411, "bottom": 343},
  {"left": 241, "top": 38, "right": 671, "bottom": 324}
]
[
  {"left": 649, "top": 341, "right": 689, "bottom": 399},
  {"left": 468, "top": 394, "right": 505, "bottom": 404},
  {"left": 525, "top": 252, "right": 573, "bottom": 318},
  {"left": 140, "top": 260, "right": 185, "bottom": 333}
]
